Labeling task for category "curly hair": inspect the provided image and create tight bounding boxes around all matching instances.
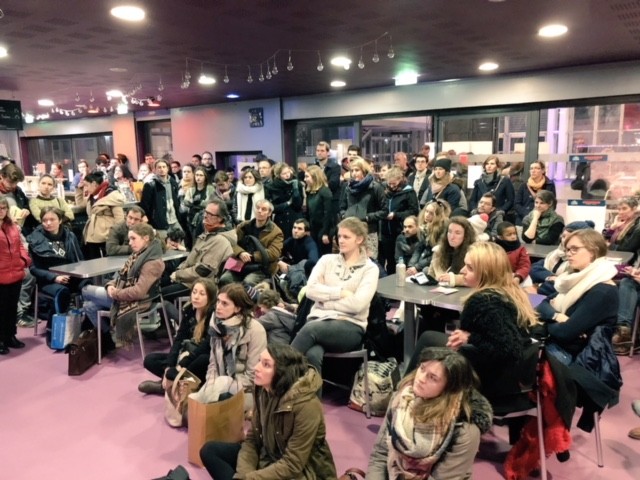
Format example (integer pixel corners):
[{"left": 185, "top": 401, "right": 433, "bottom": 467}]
[{"left": 434, "top": 216, "right": 476, "bottom": 273}]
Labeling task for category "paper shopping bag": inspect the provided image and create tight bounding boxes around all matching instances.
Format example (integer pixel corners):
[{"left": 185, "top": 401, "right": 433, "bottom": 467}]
[
  {"left": 187, "top": 390, "right": 245, "bottom": 467},
  {"left": 51, "top": 309, "right": 83, "bottom": 350}
]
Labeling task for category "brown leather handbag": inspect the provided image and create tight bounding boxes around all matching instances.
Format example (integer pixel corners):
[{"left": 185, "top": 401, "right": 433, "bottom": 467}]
[{"left": 67, "top": 329, "right": 98, "bottom": 376}]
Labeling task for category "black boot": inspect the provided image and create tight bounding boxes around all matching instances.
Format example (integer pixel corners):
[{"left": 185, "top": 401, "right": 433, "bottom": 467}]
[
  {"left": 101, "top": 330, "right": 116, "bottom": 354},
  {"left": 6, "top": 336, "right": 25, "bottom": 348},
  {"left": 0, "top": 341, "right": 9, "bottom": 355}
]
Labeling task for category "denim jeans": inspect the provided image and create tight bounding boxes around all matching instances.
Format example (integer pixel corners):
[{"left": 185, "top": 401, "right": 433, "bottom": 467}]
[
  {"left": 17, "top": 269, "right": 35, "bottom": 318},
  {"left": 290, "top": 319, "right": 364, "bottom": 375},
  {"left": 617, "top": 277, "right": 640, "bottom": 327},
  {"left": 82, "top": 285, "right": 113, "bottom": 332}
]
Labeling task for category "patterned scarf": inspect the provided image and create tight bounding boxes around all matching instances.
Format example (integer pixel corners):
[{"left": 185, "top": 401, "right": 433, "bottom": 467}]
[
  {"left": 206, "top": 314, "right": 245, "bottom": 382},
  {"left": 527, "top": 175, "right": 546, "bottom": 191},
  {"left": 610, "top": 214, "right": 638, "bottom": 245},
  {"left": 347, "top": 173, "right": 374, "bottom": 194},
  {"left": 386, "top": 385, "right": 461, "bottom": 480}
]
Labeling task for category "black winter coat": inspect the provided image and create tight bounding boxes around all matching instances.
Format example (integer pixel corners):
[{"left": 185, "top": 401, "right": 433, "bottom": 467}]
[
  {"left": 381, "top": 184, "right": 419, "bottom": 240},
  {"left": 27, "top": 226, "right": 84, "bottom": 284}
]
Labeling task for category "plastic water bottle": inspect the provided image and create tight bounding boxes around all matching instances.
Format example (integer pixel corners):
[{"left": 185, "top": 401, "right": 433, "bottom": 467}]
[{"left": 396, "top": 257, "right": 406, "bottom": 287}]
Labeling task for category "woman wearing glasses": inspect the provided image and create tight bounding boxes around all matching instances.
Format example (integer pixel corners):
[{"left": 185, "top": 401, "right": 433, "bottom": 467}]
[{"left": 535, "top": 229, "right": 618, "bottom": 364}]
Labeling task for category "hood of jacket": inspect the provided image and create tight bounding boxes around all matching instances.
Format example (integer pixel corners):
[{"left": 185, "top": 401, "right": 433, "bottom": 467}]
[
  {"left": 28, "top": 225, "right": 82, "bottom": 261},
  {"left": 276, "top": 367, "right": 322, "bottom": 410}
]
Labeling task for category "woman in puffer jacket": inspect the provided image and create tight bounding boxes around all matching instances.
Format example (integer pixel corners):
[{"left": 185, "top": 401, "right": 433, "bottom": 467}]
[{"left": 0, "top": 195, "right": 31, "bottom": 354}]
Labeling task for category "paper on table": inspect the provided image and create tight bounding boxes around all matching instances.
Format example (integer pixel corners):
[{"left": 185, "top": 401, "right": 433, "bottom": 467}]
[{"left": 430, "top": 286, "right": 458, "bottom": 294}]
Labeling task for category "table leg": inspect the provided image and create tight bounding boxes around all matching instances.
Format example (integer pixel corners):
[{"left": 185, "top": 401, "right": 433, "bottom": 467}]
[{"left": 403, "top": 302, "right": 417, "bottom": 368}]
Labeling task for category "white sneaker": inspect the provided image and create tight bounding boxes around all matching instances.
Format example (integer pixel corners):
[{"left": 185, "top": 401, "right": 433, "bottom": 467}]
[{"left": 632, "top": 400, "right": 640, "bottom": 418}]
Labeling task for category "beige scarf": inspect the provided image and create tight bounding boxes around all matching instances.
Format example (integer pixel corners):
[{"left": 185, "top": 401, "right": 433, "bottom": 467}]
[{"left": 550, "top": 257, "right": 617, "bottom": 314}]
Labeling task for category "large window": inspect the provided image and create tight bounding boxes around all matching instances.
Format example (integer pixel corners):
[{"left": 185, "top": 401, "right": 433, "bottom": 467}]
[{"left": 25, "top": 133, "right": 113, "bottom": 175}]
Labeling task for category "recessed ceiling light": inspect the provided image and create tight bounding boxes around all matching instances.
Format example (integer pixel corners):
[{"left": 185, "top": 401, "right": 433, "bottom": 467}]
[
  {"left": 38, "top": 99, "right": 55, "bottom": 107},
  {"left": 394, "top": 71, "right": 419, "bottom": 86},
  {"left": 109, "top": 67, "right": 128, "bottom": 73},
  {"left": 0, "top": 47, "right": 7, "bottom": 58},
  {"left": 330, "top": 56, "right": 352, "bottom": 70},
  {"left": 479, "top": 62, "right": 499, "bottom": 71},
  {"left": 538, "top": 24, "right": 568, "bottom": 38},
  {"left": 106, "top": 89, "right": 124, "bottom": 98},
  {"left": 110, "top": 5, "right": 146, "bottom": 22},
  {"left": 226, "top": 94, "right": 240, "bottom": 99},
  {"left": 198, "top": 74, "right": 216, "bottom": 85},
  {"left": 331, "top": 80, "right": 346, "bottom": 88}
]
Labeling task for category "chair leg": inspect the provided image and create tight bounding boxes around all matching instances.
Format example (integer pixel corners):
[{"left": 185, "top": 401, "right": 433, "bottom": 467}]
[
  {"left": 97, "top": 310, "right": 110, "bottom": 365},
  {"left": 362, "top": 353, "right": 371, "bottom": 419},
  {"left": 630, "top": 307, "right": 640, "bottom": 358},
  {"left": 594, "top": 411, "right": 604, "bottom": 467},
  {"left": 33, "top": 284, "right": 39, "bottom": 336},
  {"left": 136, "top": 313, "right": 146, "bottom": 361},
  {"left": 535, "top": 389, "right": 548, "bottom": 480},
  {"left": 159, "top": 294, "right": 173, "bottom": 347}
]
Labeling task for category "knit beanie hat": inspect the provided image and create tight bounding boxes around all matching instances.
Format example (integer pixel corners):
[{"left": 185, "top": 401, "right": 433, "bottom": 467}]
[
  {"left": 434, "top": 158, "right": 452, "bottom": 172},
  {"left": 564, "top": 220, "right": 595, "bottom": 231},
  {"left": 469, "top": 213, "right": 488, "bottom": 237}
]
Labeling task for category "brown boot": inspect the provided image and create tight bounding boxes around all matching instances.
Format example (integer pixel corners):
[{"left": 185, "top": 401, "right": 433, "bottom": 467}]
[
  {"left": 628, "top": 426, "right": 640, "bottom": 440},
  {"left": 138, "top": 379, "right": 164, "bottom": 395},
  {"left": 612, "top": 325, "right": 632, "bottom": 345}
]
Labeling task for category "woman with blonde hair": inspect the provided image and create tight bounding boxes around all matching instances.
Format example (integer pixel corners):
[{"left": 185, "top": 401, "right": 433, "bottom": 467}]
[
  {"left": 410, "top": 242, "right": 538, "bottom": 398},
  {"left": 340, "top": 157, "right": 387, "bottom": 258},
  {"left": 367, "top": 347, "right": 492, "bottom": 480},
  {"left": 406, "top": 200, "right": 451, "bottom": 276},
  {"left": 291, "top": 216, "right": 379, "bottom": 376},
  {"left": 138, "top": 278, "right": 218, "bottom": 395},
  {"left": 304, "top": 165, "right": 334, "bottom": 254}
]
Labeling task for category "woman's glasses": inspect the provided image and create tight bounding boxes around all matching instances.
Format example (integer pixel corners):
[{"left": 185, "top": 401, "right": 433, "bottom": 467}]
[{"left": 565, "top": 245, "right": 587, "bottom": 255}]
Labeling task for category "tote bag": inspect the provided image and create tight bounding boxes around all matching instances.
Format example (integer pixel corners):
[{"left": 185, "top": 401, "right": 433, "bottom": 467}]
[{"left": 187, "top": 389, "right": 245, "bottom": 467}]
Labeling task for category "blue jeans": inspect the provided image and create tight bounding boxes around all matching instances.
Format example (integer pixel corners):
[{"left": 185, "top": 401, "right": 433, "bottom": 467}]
[
  {"left": 82, "top": 285, "right": 113, "bottom": 332},
  {"left": 290, "top": 319, "right": 364, "bottom": 375},
  {"left": 617, "top": 277, "right": 640, "bottom": 328}
]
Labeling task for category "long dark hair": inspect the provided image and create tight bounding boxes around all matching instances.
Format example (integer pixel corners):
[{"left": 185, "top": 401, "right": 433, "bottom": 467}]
[
  {"left": 435, "top": 216, "right": 476, "bottom": 273},
  {"left": 191, "top": 278, "right": 218, "bottom": 342},
  {"left": 266, "top": 343, "right": 308, "bottom": 397},
  {"left": 219, "top": 283, "right": 254, "bottom": 327}
]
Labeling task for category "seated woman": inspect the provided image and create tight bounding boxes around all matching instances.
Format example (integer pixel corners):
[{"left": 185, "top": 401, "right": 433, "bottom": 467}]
[
  {"left": 536, "top": 229, "right": 618, "bottom": 363},
  {"left": 137, "top": 278, "right": 217, "bottom": 395},
  {"left": 27, "top": 207, "right": 84, "bottom": 343},
  {"left": 367, "top": 347, "right": 493, "bottom": 480},
  {"left": 291, "top": 217, "right": 379, "bottom": 376},
  {"left": 76, "top": 171, "right": 125, "bottom": 259},
  {"left": 529, "top": 220, "right": 595, "bottom": 296},
  {"left": 410, "top": 242, "right": 539, "bottom": 400},
  {"left": 406, "top": 200, "right": 450, "bottom": 277},
  {"left": 603, "top": 196, "right": 640, "bottom": 265},
  {"left": 197, "top": 283, "right": 267, "bottom": 412},
  {"left": 82, "top": 223, "right": 165, "bottom": 352},
  {"left": 521, "top": 190, "right": 564, "bottom": 245},
  {"left": 29, "top": 174, "right": 74, "bottom": 224},
  {"left": 426, "top": 216, "right": 476, "bottom": 287},
  {"left": 199, "top": 343, "right": 337, "bottom": 480}
]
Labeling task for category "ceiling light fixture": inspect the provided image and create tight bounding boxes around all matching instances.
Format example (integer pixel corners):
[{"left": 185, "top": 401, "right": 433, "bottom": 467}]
[
  {"left": 287, "top": 50, "right": 294, "bottom": 71},
  {"left": 226, "top": 94, "right": 239, "bottom": 99},
  {"left": 330, "top": 56, "right": 352, "bottom": 70},
  {"left": 317, "top": 51, "right": 324, "bottom": 72},
  {"left": 394, "top": 71, "right": 418, "bottom": 86},
  {"left": 478, "top": 62, "right": 499, "bottom": 71},
  {"left": 372, "top": 40, "right": 380, "bottom": 63},
  {"left": 358, "top": 48, "right": 365, "bottom": 69},
  {"left": 106, "top": 89, "right": 123, "bottom": 98},
  {"left": 110, "top": 5, "right": 146, "bottom": 22},
  {"left": 538, "top": 24, "right": 568, "bottom": 38},
  {"left": 198, "top": 73, "right": 216, "bottom": 85},
  {"left": 38, "top": 99, "right": 55, "bottom": 107},
  {"left": 0, "top": 46, "right": 8, "bottom": 58},
  {"left": 223, "top": 65, "right": 230, "bottom": 83},
  {"left": 109, "top": 67, "right": 127, "bottom": 73},
  {"left": 117, "top": 103, "right": 128, "bottom": 115},
  {"left": 387, "top": 36, "right": 395, "bottom": 59},
  {"left": 331, "top": 80, "right": 346, "bottom": 88},
  {"left": 247, "top": 65, "right": 253, "bottom": 83},
  {"left": 440, "top": 78, "right": 460, "bottom": 83}
]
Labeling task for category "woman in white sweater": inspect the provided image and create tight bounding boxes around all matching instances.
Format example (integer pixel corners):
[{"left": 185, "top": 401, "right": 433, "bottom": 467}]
[{"left": 291, "top": 216, "right": 379, "bottom": 375}]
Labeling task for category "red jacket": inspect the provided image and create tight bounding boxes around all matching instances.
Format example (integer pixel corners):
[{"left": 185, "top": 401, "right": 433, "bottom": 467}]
[
  {"left": 507, "top": 245, "right": 531, "bottom": 282},
  {"left": 0, "top": 221, "right": 30, "bottom": 285}
]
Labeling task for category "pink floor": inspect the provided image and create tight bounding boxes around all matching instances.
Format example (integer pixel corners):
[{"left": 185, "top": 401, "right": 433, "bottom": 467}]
[{"left": 2, "top": 326, "right": 639, "bottom": 479}]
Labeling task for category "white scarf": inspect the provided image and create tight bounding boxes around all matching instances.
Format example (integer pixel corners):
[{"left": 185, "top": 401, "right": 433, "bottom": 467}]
[
  {"left": 235, "top": 183, "right": 265, "bottom": 222},
  {"left": 551, "top": 257, "right": 617, "bottom": 314},
  {"left": 543, "top": 246, "right": 570, "bottom": 275}
]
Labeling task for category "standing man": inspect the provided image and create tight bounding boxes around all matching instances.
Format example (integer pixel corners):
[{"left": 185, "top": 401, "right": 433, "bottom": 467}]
[
  {"left": 258, "top": 158, "right": 275, "bottom": 186},
  {"left": 394, "top": 151, "right": 413, "bottom": 177},
  {"left": 201, "top": 151, "right": 216, "bottom": 182},
  {"left": 140, "top": 159, "right": 181, "bottom": 238},
  {"left": 191, "top": 154, "right": 202, "bottom": 168},
  {"left": 315, "top": 141, "right": 341, "bottom": 218},
  {"left": 169, "top": 160, "right": 182, "bottom": 182},
  {"left": 144, "top": 153, "right": 156, "bottom": 170},
  {"left": 407, "top": 154, "right": 430, "bottom": 202}
]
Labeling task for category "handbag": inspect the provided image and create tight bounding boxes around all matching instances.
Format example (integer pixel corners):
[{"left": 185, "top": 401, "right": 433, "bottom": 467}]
[
  {"left": 339, "top": 467, "right": 366, "bottom": 480},
  {"left": 223, "top": 256, "right": 244, "bottom": 273},
  {"left": 67, "top": 329, "right": 98, "bottom": 376},
  {"left": 187, "top": 388, "right": 245, "bottom": 467},
  {"left": 164, "top": 368, "right": 202, "bottom": 428},
  {"left": 348, "top": 358, "right": 400, "bottom": 416}
]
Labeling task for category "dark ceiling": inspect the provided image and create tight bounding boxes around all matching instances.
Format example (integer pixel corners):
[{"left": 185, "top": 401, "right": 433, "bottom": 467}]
[{"left": 1, "top": 0, "right": 640, "bottom": 121}]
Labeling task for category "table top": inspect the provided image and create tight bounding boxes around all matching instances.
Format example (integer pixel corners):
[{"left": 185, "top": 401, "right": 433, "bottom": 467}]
[
  {"left": 376, "top": 275, "right": 443, "bottom": 306},
  {"left": 49, "top": 250, "right": 188, "bottom": 278},
  {"left": 524, "top": 243, "right": 633, "bottom": 264}
]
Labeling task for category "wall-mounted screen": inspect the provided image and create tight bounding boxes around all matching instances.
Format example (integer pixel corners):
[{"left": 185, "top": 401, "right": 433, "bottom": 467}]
[{"left": 0, "top": 100, "right": 23, "bottom": 130}]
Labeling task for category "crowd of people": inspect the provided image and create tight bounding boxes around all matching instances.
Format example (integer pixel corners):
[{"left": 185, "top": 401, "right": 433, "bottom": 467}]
[{"left": 1, "top": 143, "right": 639, "bottom": 478}]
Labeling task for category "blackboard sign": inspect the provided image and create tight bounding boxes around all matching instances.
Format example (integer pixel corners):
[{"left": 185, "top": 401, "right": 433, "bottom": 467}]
[{"left": 0, "top": 100, "right": 23, "bottom": 130}]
